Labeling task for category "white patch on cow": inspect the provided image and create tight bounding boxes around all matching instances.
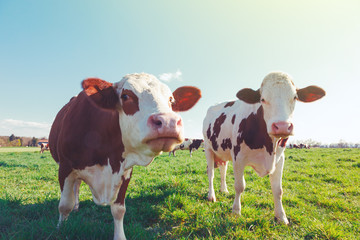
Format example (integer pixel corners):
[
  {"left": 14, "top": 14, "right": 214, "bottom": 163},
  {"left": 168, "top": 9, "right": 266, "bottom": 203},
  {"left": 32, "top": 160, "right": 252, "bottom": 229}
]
[{"left": 77, "top": 159, "right": 126, "bottom": 206}]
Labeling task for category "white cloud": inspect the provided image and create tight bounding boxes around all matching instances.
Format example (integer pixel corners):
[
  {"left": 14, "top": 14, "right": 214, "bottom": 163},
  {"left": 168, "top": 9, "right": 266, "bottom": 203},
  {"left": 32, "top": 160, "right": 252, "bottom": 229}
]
[
  {"left": 0, "top": 119, "right": 51, "bottom": 138},
  {"left": 159, "top": 69, "right": 182, "bottom": 82}
]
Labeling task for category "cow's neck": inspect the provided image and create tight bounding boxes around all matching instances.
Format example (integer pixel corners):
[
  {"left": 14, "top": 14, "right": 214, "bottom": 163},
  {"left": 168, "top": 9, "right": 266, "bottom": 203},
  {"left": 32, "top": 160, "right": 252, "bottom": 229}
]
[{"left": 123, "top": 151, "right": 155, "bottom": 169}]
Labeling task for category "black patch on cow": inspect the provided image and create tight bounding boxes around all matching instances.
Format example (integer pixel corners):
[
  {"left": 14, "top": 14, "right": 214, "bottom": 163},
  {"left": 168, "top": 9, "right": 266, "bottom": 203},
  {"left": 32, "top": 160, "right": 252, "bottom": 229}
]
[
  {"left": 221, "top": 138, "right": 232, "bottom": 151},
  {"left": 206, "top": 124, "right": 211, "bottom": 139},
  {"left": 189, "top": 139, "right": 203, "bottom": 152},
  {"left": 231, "top": 114, "right": 236, "bottom": 124},
  {"left": 233, "top": 106, "right": 273, "bottom": 159},
  {"left": 209, "top": 113, "right": 227, "bottom": 151},
  {"left": 224, "top": 101, "right": 235, "bottom": 108}
]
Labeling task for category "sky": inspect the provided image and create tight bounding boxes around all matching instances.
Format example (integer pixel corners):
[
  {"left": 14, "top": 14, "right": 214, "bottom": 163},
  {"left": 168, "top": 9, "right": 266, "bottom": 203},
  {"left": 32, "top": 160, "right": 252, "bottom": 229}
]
[{"left": 1, "top": 0, "right": 359, "bottom": 144}]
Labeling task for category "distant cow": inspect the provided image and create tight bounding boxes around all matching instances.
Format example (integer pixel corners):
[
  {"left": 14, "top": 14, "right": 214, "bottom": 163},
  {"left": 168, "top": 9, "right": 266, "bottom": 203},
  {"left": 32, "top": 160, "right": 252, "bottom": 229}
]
[
  {"left": 49, "top": 73, "right": 201, "bottom": 240},
  {"left": 203, "top": 72, "right": 325, "bottom": 224},
  {"left": 169, "top": 138, "right": 204, "bottom": 157},
  {"left": 40, "top": 143, "right": 49, "bottom": 153}
]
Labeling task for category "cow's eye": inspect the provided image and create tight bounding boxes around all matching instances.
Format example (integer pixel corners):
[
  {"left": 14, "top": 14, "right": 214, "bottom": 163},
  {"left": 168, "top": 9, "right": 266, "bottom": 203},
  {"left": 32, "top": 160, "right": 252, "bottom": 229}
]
[
  {"left": 121, "top": 94, "right": 129, "bottom": 101},
  {"left": 261, "top": 98, "right": 266, "bottom": 103},
  {"left": 169, "top": 96, "right": 174, "bottom": 103}
]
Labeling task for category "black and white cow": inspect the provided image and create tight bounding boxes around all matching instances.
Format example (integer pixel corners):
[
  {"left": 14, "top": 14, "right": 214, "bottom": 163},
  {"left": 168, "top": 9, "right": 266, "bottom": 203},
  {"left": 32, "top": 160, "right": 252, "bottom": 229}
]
[
  {"left": 203, "top": 72, "right": 325, "bottom": 224},
  {"left": 168, "top": 138, "right": 204, "bottom": 157}
]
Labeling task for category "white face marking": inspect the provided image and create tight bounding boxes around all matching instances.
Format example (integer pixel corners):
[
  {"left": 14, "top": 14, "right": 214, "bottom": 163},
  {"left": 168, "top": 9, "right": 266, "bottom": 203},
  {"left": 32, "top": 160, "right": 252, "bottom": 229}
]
[
  {"left": 113, "top": 73, "right": 181, "bottom": 159},
  {"left": 259, "top": 72, "right": 297, "bottom": 134}
]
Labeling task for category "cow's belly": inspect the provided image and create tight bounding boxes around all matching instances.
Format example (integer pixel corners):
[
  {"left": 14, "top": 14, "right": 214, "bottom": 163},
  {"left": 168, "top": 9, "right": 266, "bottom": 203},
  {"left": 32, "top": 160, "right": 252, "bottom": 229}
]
[{"left": 76, "top": 162, "right": 130, "bottom": 206}]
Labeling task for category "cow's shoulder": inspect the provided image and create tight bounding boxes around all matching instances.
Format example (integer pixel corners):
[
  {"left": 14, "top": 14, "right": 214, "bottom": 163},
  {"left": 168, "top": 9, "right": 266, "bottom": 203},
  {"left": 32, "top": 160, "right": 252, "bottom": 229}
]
[{"left": 54, "top": 92, "right": 124, "bottom": 172}]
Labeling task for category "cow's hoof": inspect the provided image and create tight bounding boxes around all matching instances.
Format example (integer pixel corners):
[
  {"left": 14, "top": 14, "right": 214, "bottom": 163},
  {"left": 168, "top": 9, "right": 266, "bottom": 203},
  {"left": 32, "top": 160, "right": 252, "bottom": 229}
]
[
  {"left": 275, "top": 216, "right": 289, "bottom": 225},
  {"left": 208, "top": 196, "right": 216, "bottom": 202}
]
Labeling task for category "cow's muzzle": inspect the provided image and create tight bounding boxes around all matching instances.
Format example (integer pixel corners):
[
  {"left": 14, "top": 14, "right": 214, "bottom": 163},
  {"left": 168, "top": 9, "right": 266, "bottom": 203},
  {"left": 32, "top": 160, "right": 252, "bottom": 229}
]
[
  {"left": 270, "top": 121, "right": 294, "bottom": 138},
  {"left": 143, "top": 113, "right": 184, "bottom": 152}
]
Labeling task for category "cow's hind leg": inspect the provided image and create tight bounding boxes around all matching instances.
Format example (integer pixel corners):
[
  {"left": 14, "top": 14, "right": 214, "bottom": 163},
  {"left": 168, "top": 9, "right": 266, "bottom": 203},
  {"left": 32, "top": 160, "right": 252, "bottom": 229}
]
[
  {"left": 269, "top": 154, "right": 289, "bottom": 224},
  {"left": 57, "top": 171, "right": 77, "bottom": 227},
  {"left": 219, "top": 161, "right": 229, "bottom": 193},
  {"left": 205, "top": 148, "right": 216, "bottom": 202},
  {"left": 232, "top": 158, "right": 246, "bottom": 215},
  {"left": 73, "top": 179, "right": 81, "bottom": 211}
]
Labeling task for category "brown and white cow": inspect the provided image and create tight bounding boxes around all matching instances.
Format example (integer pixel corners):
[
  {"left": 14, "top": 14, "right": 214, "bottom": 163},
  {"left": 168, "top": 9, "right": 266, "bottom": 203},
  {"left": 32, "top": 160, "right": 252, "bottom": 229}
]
[
  {"left": 203, "top": 72, "right": 325, "bottom": 224},
  {"left": 49, "top": 73, "right": 201, "bottom": 240},
  {"left": 40, "top": 143, "right": 49, "bottom": 153}
]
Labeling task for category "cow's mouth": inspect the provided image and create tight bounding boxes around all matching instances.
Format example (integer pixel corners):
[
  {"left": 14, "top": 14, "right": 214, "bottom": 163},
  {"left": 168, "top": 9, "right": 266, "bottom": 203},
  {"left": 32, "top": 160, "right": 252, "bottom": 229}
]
[
  {"left": 270, "top": 133, "right": 293, "bottom": 138},
  {"left": 145, "top": 137, "right": 182, "bottom": 153}
]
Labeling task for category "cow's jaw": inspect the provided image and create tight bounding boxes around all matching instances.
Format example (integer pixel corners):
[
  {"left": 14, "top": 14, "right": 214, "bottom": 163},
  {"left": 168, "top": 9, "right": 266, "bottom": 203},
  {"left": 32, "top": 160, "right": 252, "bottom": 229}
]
[{"left": 145, "top": 136, "right": 183, "bottom": 153}]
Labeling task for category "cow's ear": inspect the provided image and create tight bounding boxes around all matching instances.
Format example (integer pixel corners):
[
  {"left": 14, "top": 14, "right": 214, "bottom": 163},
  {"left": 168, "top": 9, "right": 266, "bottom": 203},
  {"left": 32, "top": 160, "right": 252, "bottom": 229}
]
[
  {"left": 172, "top": 86, "right": 201, "bottom": 112},
  {"left": 236, "top": 88, "right": 260, "bottom": 104},
  {"left": 297, "top": 86, "right": 326, "bottom": 103},
  {"left": 82, "top": 78, "right": 120, "bottom": 110}
]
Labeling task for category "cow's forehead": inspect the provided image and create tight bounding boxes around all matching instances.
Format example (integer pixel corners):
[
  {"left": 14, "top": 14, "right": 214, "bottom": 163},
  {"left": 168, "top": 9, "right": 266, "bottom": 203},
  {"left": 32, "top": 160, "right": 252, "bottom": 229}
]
[
  {"left": 120, "top": 73, "right": 172, "bottom": 97},
  {"left": 260, "top": 72, "right": 296, "bottom": 95}
]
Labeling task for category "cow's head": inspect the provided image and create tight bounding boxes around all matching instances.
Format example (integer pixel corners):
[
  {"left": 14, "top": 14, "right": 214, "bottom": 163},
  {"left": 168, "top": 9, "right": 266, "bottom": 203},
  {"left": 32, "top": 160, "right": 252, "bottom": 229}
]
[
  {"left": 82, "top": 73, "right": 201, "bottom": 161},
  {"left": 236, "top": 72, "right": 325, "bottom": 138}
]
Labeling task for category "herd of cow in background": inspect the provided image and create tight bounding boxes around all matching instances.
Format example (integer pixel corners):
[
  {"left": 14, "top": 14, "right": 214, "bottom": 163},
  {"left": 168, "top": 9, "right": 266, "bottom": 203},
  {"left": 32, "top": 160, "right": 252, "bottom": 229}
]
[{"left": 42, "top": 71, "right": 325, "bottom": 240}]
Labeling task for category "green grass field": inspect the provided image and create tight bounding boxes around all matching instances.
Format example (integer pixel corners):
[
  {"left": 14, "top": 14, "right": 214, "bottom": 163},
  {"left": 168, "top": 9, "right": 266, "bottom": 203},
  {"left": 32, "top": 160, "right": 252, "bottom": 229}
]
[
  {"left": 1, "top": 148, "right": 359, "bottom": 239},
  {"left": 0, "top": 147, "right": 40, "bottom": 153}
]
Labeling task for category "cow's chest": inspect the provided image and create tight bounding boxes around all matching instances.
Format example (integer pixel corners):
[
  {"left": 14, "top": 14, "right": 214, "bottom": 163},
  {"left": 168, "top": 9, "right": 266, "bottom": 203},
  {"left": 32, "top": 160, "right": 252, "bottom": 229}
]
[
  {"left": 237, "top": 144, "right": 281, "bottom": 177},
  {"left": 75, "top": 162, "right": 131, "bottom": 206}
]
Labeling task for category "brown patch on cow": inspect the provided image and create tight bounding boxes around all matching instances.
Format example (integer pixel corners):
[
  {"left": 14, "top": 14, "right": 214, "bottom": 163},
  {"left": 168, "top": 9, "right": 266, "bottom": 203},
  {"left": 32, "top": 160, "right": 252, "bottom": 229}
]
[
  {"left": 278, "top": 138, "right": 288, "bottom": 148},
  {"left": 209, "top": 113, "right": 227, "bottom": 151},
  {"left": 221, "top": 138, "right": 232, "bottom": 151},
  {"left": 233, "top": 106, "right": 273, "bottom": 159},
  {"left": 49, "top": 91, "right": 125, "bottom": 191},
  {"left": 231, "top": 114, "right": 236, "bottom": 124},
  {"left": 121, "top": 89, "right": 139, "bottom": 115},
  {"left": 115, "top": 169, "right": 133, "bottom": 205},
  {"left": 224, "top": 101, "right": 235, "bottom": 108}
]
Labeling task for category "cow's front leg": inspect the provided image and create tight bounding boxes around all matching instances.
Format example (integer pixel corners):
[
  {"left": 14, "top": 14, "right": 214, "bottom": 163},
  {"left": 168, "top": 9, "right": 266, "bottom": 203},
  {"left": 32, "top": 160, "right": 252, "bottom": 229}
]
[
  {"left": 219, "top": 161, "right": 229, "bottom": 193},
  {"left": 205, "top": 148, "right": 216, "bottom": 202},
  {"left": 57, "top": 170, "right": 77, "bottom": 227},
  {"left": 269, "top": 154, "right": 289, "bottom": 225},
  {"left": 112, "top": 168, "right": 133, "bottom": 240},
  {"left": 111, "top": 203, "right": 126, "bottom": 240},
  {"left": 232, "top": 159, "right": 246, "bottom": 214}
]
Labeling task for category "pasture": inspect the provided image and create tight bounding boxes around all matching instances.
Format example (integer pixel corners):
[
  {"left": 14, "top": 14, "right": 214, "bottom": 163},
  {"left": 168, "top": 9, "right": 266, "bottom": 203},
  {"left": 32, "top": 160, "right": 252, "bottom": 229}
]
[{"left": 1, "top": 148, "right": 359, "bottom": 239}]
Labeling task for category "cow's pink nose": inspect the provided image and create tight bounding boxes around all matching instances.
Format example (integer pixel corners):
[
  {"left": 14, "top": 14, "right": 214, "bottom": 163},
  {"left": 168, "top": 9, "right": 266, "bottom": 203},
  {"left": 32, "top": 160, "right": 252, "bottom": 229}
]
[
  {"left": 147, "top": 113, "right": 183, "bottom": 133},
  {"left": 271, "top": 121, "right": 293, "bottom": 136}
]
